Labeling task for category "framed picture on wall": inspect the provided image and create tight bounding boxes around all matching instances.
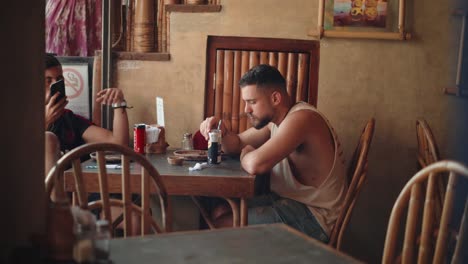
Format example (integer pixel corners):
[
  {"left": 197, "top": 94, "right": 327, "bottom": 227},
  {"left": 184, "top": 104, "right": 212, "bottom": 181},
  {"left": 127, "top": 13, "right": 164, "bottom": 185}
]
[{"left": 310, "top": 0, "right": 411, "bottom": 40}]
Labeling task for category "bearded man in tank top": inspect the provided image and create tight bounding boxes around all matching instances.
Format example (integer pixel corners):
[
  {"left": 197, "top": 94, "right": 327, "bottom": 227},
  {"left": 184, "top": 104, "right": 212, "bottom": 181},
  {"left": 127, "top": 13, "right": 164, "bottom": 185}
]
[{"left": 200, "top": 64, "right": 347, "bottom": 242}]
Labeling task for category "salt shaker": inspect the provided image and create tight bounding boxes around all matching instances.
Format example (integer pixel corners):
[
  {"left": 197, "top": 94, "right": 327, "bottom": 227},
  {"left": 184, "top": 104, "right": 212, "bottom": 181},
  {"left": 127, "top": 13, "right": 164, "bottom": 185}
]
[
  {"left": 182, "top": 133, "right": 194, "bottom": 150},
  {"left": 94, "top": 220, "right": 111, "bottom": 262}
]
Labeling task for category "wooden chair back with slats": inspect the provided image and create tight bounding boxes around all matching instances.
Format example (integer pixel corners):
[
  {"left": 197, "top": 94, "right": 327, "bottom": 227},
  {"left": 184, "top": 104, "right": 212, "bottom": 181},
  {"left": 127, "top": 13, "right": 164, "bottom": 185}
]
[
  {"left": 416, "top": 119, "right": 440, "bottom": 167},
  {"left": 204, "top": 35, "right": 320, "bottom": 133},
  {"left": 328, "top": 118, "right": 375, "bottom": 250},
  {"left": 45, "top": 142, "right": 171, "bottom": 237},
  {"left": 382, "top": 161, "right": 468, "bottom": 264},
  {"left": 416, "top": 119, "right": 446, "bottom": 227}
]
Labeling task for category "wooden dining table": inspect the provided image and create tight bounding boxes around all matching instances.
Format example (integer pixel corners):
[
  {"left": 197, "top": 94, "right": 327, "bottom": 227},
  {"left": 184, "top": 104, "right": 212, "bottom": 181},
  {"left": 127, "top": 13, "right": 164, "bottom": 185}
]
[
  {"left": 63, "top": 151, "right": 269, "bottom": 226},
  {"left": 108, "top": 223, "right": 361, "bottom": 263}
]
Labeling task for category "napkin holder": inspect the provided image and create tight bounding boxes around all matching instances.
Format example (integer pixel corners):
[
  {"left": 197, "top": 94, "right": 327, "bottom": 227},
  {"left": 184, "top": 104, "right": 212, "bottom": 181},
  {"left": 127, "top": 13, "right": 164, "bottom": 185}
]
[{"left": 145, "top": 124, "right": 169, "bottom": 154}]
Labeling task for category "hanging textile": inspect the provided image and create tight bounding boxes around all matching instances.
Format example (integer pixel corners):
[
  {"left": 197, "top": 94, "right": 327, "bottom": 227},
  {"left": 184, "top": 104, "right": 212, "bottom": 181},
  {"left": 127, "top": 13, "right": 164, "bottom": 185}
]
[{"left": 45, "top": 0, "right": 102, "bottom": 56}]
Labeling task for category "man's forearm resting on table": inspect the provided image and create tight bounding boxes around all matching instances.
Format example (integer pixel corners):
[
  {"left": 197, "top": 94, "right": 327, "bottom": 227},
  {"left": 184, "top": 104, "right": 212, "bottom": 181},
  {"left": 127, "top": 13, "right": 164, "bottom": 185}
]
[{"left": 240, "top": 147, "right": 270, "bottom": 175}]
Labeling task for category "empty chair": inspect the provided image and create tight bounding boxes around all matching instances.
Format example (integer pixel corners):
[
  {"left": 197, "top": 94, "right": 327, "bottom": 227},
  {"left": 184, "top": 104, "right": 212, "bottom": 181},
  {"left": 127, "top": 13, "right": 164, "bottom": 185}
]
[
  {"left": 416, "top": 119, "right": 446, "bottom": 227},
  {"left": 45, "top": 142, "right": 171, "bottom": 237},
  {"left": 416, "top": 119, "right": 440, "bottom": 168},
  {"left": 328, "top": 118, "right": 376, "bottom": 250},
  {"left": 382, "top": 161, "right": 468, "bottom": 264}
]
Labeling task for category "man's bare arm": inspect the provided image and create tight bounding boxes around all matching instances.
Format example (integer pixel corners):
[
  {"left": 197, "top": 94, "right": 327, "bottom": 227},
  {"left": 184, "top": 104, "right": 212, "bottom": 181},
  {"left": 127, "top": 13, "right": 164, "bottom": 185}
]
[
  {"left": 200, "top": 116, "right": 270, "bottom": 155},
  {"left": 222, "top": 125, "right": 270, "bottom": 154},
  {"left": 241, "top": 110, "right": 318, "bottom": 174},
  {"left": 82, "top": 88, "right": 130, "bottom": 146}
]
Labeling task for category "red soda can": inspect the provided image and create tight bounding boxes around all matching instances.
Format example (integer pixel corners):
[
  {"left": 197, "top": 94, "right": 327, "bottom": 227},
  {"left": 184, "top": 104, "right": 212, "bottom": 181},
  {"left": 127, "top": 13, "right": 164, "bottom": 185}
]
[{"left": 133, "top": 124, "right": 146, "bottom": 154}]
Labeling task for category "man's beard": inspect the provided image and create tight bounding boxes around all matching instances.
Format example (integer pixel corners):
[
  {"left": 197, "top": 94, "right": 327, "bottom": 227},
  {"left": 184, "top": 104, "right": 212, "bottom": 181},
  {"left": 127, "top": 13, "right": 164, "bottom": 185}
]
[{"left": 248, "top": 114, "right": 271, "bottom": 129}]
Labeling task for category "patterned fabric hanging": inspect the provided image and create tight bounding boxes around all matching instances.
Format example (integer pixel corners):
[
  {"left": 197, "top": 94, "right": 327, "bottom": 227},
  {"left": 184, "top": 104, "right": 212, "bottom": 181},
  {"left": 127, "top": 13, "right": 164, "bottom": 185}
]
[{"left": 45, "top": 0, "right": 102, "bottom": 56}]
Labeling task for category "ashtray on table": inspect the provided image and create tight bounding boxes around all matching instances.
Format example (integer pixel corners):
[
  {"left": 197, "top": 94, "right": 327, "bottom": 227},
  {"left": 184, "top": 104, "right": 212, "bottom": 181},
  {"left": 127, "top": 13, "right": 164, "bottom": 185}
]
[{"left": 173, "top": 150, "right": 207, "bottom": 161}]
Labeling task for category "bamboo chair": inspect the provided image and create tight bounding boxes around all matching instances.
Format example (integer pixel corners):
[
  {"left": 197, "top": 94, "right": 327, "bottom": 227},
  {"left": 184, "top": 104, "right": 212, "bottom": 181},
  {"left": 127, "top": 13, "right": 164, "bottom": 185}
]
[
  {"left": 382, "top": 160, "right": 468, "bottom": 264},
  {"left": 328, "top": 118, "right": 376, "bottom": 250},
  {"left": 45, "top": 142, "right": 171, "bottom": 237},
  {"left": 416, "top": 119, "right": 440, "bottom": 168},
  {"left": 416, "top": 119, "right": 446, "bottom": 228},
  {"left": 194, "top": 35, "right": 320, "bottom": 228}
]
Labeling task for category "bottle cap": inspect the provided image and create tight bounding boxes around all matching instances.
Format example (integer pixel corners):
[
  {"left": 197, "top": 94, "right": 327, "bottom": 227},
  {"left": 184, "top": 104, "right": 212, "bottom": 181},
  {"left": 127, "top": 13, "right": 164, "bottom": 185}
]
[
  {"left": 96, "top": 219, "right": 109, "bottom": 227},
  {"left": 96, "top": 220, "right": 109, "bottom": 231}
]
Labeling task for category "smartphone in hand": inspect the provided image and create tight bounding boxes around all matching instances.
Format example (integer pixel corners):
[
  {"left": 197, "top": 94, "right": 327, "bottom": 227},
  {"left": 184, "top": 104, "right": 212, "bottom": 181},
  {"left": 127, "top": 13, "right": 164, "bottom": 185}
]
[{"left": 50, "top": 79, "right": 66, "bottom": 102}]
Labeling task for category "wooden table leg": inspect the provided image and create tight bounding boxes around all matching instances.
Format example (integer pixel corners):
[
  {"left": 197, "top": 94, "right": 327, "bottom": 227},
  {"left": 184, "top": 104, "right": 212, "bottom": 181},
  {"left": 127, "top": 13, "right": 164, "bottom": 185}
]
[
  {"left": 72, "top": 192, "right": 77, "bottom": 206},
  {"left": 224, "top": 198, "right": 239, "bottom": 227},
  {"left": 240, "top": 198, "right": 247, "bottom": 227}
]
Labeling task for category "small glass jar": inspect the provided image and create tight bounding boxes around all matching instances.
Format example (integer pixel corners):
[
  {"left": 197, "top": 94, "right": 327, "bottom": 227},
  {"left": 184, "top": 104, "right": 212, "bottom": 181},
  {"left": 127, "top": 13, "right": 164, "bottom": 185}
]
[
  {"left": 94, "top": 220, "right": 111, "bottom": 262},
  {"left": 73, "top": 223, "right": 95, "bottom": 263},
  {"left": 182, "top": 133, "right": 194, "bottom": 150}
]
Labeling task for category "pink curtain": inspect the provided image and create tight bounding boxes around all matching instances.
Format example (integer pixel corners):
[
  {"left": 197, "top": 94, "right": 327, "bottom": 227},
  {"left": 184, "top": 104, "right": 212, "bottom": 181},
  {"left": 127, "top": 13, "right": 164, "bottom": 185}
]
[{"left": 45, "top": 0, "right": 102, "bottom": 56}]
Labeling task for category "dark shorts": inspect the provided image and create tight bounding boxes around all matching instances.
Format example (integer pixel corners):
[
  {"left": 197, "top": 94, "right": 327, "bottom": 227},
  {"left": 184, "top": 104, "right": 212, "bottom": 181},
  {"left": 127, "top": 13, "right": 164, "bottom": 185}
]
[{"left": 248, "top": 192, "right": 329, "bottom": 243}]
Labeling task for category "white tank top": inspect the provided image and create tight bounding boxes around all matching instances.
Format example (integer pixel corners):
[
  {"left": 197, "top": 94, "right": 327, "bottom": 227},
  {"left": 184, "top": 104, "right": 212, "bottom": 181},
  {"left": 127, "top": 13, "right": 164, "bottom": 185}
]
[{"left": 270, "top": 102, "right": 347, "bottom": 235}]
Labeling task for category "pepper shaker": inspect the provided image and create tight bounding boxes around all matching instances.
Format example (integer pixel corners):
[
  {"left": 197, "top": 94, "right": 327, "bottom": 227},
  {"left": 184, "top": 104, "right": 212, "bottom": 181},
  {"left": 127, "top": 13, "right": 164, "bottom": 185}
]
[{"left": 182, "top": 133, "right": 194, "bottom": 150}]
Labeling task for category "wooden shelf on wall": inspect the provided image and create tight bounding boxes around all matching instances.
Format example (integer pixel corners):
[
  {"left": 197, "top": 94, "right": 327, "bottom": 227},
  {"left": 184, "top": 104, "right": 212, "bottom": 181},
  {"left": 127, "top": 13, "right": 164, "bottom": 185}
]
[
  {"left": 108, "top": 4, "right": 222, "bottom": 60},
  {"left": 165, "top": 4, "right": 222, "bottom": 13},
  {"left": 113, "top": 51, "right": 170, "bottom": 61}
]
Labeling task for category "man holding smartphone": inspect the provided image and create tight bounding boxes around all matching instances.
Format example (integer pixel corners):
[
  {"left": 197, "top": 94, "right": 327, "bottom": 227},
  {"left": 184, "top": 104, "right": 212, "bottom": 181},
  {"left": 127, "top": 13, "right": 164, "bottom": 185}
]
[{"left": 45, "top": 53, "right": 130, "bottom": 175}]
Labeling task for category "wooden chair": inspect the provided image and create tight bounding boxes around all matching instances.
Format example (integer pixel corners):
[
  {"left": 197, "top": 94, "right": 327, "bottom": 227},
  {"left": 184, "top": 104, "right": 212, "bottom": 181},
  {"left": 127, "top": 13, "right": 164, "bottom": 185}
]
[
  {"left": 328, "top": 118, "right": 376, "bottom": 250},
  {"left": 416, "top": 119, "right": 446, "bottom": 225},
  {"left": 45, "top": 142, "right": 171, "bottom": 237},
  {"left": 416, "top": 119, "right": 440, "bottom": 168},
  {"left": 204, "top": 35, "right": 320, "bottom": 133},
  {"left": 382, "top": 161, "right": 468, "bottom": 264}
]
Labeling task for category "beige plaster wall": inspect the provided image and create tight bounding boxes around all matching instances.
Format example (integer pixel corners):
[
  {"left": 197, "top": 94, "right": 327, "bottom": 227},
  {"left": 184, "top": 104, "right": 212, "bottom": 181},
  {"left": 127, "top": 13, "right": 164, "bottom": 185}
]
[{"left": 114, "top": 0, "right": 468, "bottom": 262}]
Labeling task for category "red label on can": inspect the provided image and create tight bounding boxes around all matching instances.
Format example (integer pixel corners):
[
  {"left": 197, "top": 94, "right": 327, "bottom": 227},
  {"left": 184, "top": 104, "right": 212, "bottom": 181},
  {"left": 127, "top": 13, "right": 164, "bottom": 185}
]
[{"left": 133, "top": 124, "right": 146, "bottom": 154}]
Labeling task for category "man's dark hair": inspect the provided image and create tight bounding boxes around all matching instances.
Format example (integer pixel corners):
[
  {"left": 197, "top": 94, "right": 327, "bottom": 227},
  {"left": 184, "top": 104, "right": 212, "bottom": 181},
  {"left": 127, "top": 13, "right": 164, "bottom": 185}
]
[
  {"left": 239, "top": 64, "right": 286, "bottom": 93},
  {"left": 45, "top": 53, "right": 61, "bottom": 69}
]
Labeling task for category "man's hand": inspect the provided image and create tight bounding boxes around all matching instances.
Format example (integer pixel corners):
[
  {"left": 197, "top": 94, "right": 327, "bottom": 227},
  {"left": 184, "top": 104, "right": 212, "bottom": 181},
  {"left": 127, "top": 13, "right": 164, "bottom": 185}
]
[
  {"left": 200, "top": 116, "right": 221, "bottom": 140},
  {"left": 45, "top": 92, "right": 68, "bottom": 129},
  {"left": 96, "top": 88, "right": 125, "bottom": 105}
]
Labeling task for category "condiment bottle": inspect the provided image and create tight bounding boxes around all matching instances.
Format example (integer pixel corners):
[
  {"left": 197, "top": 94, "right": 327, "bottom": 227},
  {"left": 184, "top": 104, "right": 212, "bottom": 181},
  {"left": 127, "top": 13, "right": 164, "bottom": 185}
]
[
  {"left": 94, "top": 220, "right": 111, "bottom": 262},
  {"left": 73, "top": 223, "right": 95, "bottom": 263}
]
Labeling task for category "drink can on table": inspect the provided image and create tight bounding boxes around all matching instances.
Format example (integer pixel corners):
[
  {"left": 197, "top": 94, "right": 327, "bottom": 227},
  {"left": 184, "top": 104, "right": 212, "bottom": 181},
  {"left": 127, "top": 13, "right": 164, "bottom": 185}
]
[
  {"left": 133, "top": 124, "right": 146, "bottom": 154},
  {"left": 208, "top": 129, "right": 221, "bottom": 164}
]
